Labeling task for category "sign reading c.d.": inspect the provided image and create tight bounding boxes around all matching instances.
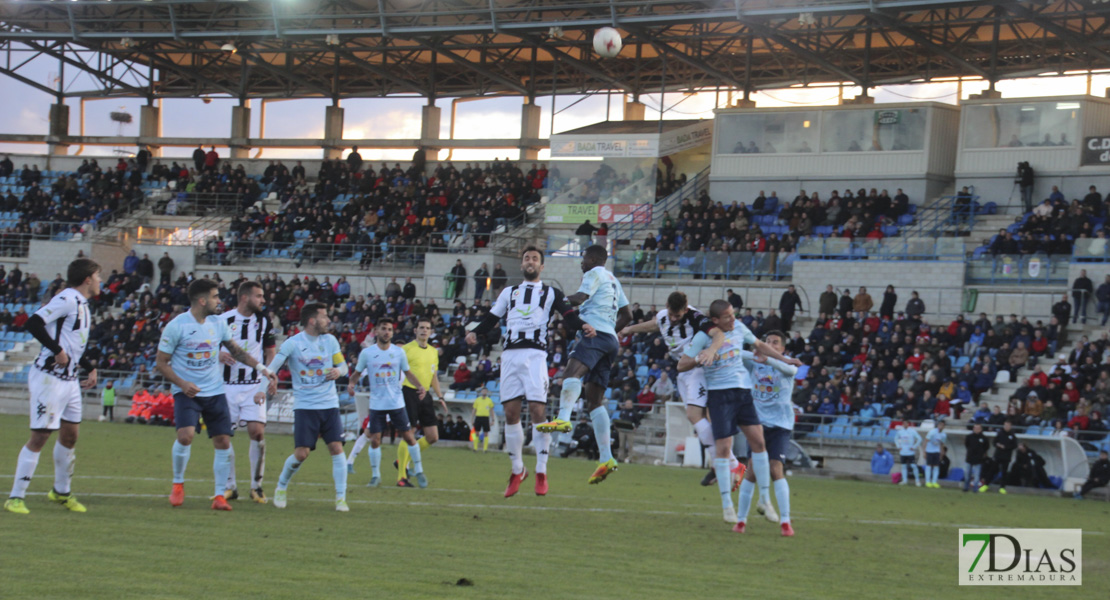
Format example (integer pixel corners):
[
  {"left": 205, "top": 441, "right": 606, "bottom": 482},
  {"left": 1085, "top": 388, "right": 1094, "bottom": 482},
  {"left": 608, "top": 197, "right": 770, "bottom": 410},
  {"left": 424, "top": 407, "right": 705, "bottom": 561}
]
[{"left": 1082, "top": 136, "right": 1110, "bottom": 165}]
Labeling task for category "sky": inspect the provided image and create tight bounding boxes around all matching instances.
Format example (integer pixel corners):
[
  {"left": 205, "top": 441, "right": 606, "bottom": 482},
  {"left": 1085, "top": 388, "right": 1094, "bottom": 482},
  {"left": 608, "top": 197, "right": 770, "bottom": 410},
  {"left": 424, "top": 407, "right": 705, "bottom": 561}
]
[{"left": 3, "top": 42, "right": 1110, "bottom": 161}]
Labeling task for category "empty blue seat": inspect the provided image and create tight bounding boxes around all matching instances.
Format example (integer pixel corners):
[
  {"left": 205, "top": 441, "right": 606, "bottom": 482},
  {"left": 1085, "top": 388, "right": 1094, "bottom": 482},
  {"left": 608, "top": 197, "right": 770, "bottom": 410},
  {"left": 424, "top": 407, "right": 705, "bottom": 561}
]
[{"left": 948, "top": 467, "right": 965, "bottom": 482}]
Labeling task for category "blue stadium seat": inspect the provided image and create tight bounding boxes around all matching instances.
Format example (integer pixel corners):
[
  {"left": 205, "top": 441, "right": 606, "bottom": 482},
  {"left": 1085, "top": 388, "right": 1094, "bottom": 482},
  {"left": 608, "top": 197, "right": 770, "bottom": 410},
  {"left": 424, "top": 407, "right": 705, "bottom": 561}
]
[
  {"left": 1048, "top": 476, "right": 1063, "bottom": 490},
  {"left": 635, "top": 365, "right": 648, "bottom": 378},
  {"left": 816, "top": 424, "right": 831, "bottom": 437},
  {"left": 1025, "top": 426, "right": 1041, "bottom": 436},
  {"left": 948, "top": 467, "right": 965, "bottom": 482}
]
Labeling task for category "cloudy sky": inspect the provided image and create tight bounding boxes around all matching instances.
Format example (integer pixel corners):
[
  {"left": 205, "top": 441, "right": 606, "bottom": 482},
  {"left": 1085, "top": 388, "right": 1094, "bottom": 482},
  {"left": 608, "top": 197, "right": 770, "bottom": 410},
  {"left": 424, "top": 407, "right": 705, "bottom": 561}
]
[{"left": 2, "top": 42, "right": 1109, "bottom": 161}]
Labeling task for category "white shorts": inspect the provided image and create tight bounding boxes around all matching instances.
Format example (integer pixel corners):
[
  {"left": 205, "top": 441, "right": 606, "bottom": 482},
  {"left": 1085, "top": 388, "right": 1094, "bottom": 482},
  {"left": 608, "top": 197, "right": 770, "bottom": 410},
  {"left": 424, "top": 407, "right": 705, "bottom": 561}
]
[
  {"left": 499, "top": 349, "right": 549, "bottom": 403},
  {"left": 678, "top": 369, "right": 708, "bottom": 408},
  {"left": 29, "top": 368, "right": 83, "bottom": 430},
  {"left": 226, "top": 384, "right": 267, "bottom": 430}
]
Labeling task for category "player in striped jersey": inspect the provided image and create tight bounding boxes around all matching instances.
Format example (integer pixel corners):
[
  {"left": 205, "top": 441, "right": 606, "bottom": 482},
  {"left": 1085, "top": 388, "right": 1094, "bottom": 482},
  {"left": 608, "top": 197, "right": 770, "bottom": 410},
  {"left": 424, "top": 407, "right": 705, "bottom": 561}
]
[
  {"left": 218, "top": 281, "right": 276, "bottom": 503},
  {"left": 467, "top": 246, "right": 584, "bottom": 497},
  {"left": 5, "top": 258, "right": 100, "bottom": 515},
  {"left": 618, "top": 292, "right": 740, "bottom": 488}
]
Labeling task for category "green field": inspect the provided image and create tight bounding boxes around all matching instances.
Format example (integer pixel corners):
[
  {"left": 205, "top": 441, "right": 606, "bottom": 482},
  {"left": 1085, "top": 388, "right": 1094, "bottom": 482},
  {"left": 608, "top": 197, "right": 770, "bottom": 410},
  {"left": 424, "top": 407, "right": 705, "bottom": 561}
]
[{"left": 0, "top": 413, "right": 1107, "bottom": 599}]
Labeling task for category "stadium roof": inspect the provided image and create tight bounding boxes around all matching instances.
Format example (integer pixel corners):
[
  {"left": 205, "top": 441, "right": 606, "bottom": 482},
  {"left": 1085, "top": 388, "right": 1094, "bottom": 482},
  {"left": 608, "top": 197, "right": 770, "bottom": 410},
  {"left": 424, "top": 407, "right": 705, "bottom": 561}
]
[{"left": 2, "top": 0, "right": 1110, "bottom": 100}]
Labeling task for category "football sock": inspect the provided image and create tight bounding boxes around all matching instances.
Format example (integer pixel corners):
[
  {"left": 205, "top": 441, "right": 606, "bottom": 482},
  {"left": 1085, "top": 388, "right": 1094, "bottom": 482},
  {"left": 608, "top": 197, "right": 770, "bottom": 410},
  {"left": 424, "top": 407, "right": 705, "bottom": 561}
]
[
  {"left": 212, "top": 448, "right": 231, "bottom": 498},
  {"left": 10, "top": 446, "right": 40, "bottom": 499},
  {"left": 931, "top": 466, "right": 939, "bottom": 484},
  {"left": 249, "top": 439, "right": 265, "bottom": 488},
  {"left": 694, "top": 418, "right": 715, "bottom": 449},
  {"left": 397, "top": 440, "right": 410, "bottom": 481},
  {"left": 472, "top": 430, "right": 478, "bottom": 450},
  {"left": 171, "top": 441, "right": 191, "bottom": 484},
  {"left": 418, "top": 437, "right": 431, "bottom": 450},
  {"left": 483, "top": 434, "right": 489, "bottom": 451},
  {"left": 714, "top": 458, "right": 733, "bottom": 509},
  {"left": 505, "top": 423, "right": 525, "bottom": 474},
  {"left": 348, "top": 434, "right": 369, "bottom": 465},
  {"left": 52, "top": 442, "right": 75, "bottom": 495},
  {"left": 277, "top": 454, "right": 301, "bottom": 490},
  {"left": 533, "top": 426, "right": 552, "bottom": 474},
  {"left": 557, "top": 378, "right": 582, "bottom": 444},
  {"left": 737, "top": 478, "right": 755, "bottom": 521},
  {"left": 225, "top": 443, "right": 237, "bottom": 491},
  {"left": 752, "top": 451, "right": 771, "bottom": 500},
  {"left": 911, "top": 464, "right": 920, "bottom": 484},
  {"left": 368, "top": 446, "right": 382, "bottom": 478},
  {"left": 901, "top": 463, "right": 908, "bottom": 483},
  {"left": 774, "top": 478, "right": 791, "bottom": 524},
  {"left": 331, "top": 454, "right": 347, "bottom": 501},
  {"left": 590, "top": 406, "right": 614, "bottom": 464},
  {"left": 408, "top": 442, "right": 424, "bottom": 475}
]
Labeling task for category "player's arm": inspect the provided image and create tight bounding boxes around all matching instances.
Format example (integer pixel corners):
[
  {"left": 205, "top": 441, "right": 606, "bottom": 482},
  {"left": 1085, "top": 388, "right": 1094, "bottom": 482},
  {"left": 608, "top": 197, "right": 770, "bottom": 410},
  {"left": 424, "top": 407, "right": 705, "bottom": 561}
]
[
  {"left": 752, "top": 338, "right": 802, "bottom": 367},
  {"left": 699, "top": 328, "right": 726, "bottom": 366},
  {"left": 761, "top": 355, "right": 800, "bottom": 378},
  {"left": 325, "top": 346, "right": 349, "bottom": 381},
  {"left": 156, "top": 350, "right": 198, "bottom": 397},
  {"left": 618, "top": 318, "right": 659, "bottom": 338},
  {"left": 263, "top": 319, "right": 277, "bottom": 365},
  {"left": 26, "top": 295, "right": 71, "bottom": 366},
  {"left": 677, "top": 332, "right": 709, "bottom": 373},
  {"left": 551, "top": 288, "right": 585, "bottom": 334},
  {"left": 614, "top": 305, "right": 633, "bottom": 335},
  {"left": 254, "top": 351, "right": 289, "bottom": 401},
  {"left": 402, "top": 369, "right": 426, "bottom": 399},
  {"left": 466, "top": 288, "right": 507, "bottom": 345},
  {"left": 348, "top": 349, "right": 369, "bottom": 396},
  {"left": 430, "top": 370, "right": 447, "bottom": 412}
]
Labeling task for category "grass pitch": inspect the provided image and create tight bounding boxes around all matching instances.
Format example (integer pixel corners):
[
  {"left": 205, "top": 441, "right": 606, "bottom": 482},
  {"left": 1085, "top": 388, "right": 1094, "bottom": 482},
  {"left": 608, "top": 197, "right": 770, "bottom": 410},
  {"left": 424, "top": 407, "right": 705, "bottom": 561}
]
[{"left": 0, "top": 414, "right": 1107, "bottom": 599}]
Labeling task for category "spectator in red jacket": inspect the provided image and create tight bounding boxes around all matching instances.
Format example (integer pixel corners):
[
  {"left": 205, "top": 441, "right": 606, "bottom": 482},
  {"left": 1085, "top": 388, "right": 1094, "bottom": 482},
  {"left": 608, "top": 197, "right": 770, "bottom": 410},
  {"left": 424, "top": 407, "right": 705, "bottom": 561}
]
[
  {"left": 905, "top": 348, "right": 924, "bottom": 372},
  {"left": 1026, "top": 366, "right": 1048, "bottom": 388},
  {"left": 451, "top": 362, "right": 473, "bottom": 391},
  {"left": 1031, "top": 329, "right": 1049, "bottom": 356},
  {"left": 933, "top": 394, "right": 952, "bottom": 419}
]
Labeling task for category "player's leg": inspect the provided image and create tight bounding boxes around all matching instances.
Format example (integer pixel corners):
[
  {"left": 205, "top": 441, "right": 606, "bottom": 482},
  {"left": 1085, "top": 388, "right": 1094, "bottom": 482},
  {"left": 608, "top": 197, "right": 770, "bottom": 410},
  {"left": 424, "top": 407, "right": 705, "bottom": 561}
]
[
  {"left": 275, "top": 409, "right": 314, "bottom": 508},
  {"left": 365, "top": 412, "right": 385, "bottom": 487},
  {"left": 771, "top": 460, "right": 793, "bottom": 536},
  {"left": 899, "top": 455, "right": 910, "bottom": 485},
  {"left": 528, "top": 371, "right": 552, "bottom": 496},
  {"left": 203, "top": 395, "right": 234, "bottom": 511},
  {"left": 5, "top": 428, "right": 51, "bottom": 514},
  {"left": 321, "top": 409, "right": 348, "bottom": 511},
  {"left": 706, "top": 390, "right": 741, "bottom": 523},
  {"left": 397, "top": 388, "right": 419, "bottom": 480},
  {"left": 740, "top": 420, "right": 777, "bottom": 522},
  {"left": 348, "top": 428, "right": 370, "bottom": 467},
  {"left": 396, "top": 409, "right": 427, "bottom": 488},
  {"left": 682, "top": 370, "right": 724, "bottom": 486},
  {"left": 246, "top": 421, "right": 267, "bottom": 502},
  {"left": 502, "top": 397, "right": 528, "bottom": 497},
  {"left": 224, "top": 394, "right": 243, "bottom": 499},
  {"left": 47, "top": 417, "right": 86, "bottom": 512},
  {"left": 540, "top": 358, "right": 588, "bottom": 435},
  {"left": 735, "top": 463, "right": 756, "bottom": 532},
  {"left": 169, "top": 393, "right": 200, "bottom": 507}
]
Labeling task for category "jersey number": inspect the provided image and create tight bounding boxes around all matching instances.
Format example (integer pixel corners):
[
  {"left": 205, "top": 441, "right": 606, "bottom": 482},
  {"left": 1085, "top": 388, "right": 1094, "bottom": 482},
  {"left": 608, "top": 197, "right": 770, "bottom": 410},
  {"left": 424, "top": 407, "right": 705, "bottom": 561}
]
[{"left": 610, "top": 283, "right": 618, "bottom": 312}]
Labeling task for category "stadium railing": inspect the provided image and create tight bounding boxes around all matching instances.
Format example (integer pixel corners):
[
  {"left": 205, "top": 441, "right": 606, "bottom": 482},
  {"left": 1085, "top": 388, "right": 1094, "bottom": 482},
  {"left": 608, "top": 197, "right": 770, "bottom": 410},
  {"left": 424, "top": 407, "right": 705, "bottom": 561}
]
[
  {"left": 610, "top": 248, "right": 795, "bottom": 280},
  {"left": 197, "top": 238, "right": 466, "bottom": 267},
  {"left": 795, "top": 236, "right": 966, "bottom": 260},
  {"left": 1071, "top": 242, "right": 1110, "bottom": 262},
  {"left": 153, "top": 191, "right": 245, "bottom": 217},
  {"left": 964, "top": 253, "right": 1070, "bottom": 284}
]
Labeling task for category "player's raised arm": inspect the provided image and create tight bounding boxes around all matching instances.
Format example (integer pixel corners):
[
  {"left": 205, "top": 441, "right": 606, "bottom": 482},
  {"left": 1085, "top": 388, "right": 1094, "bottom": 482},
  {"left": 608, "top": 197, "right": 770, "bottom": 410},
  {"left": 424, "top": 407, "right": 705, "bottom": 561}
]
[
  {"left": 757, "top": 354, "right": 800, "bottom": 378},
  {"left": 618, "top": 318, "right": 659, "bottom": 338},
  {"left": 752, "top": 338, "right": 801, "bottom": 367},
  {"left": 678, "top": 331, "right": 711, "bottom": 373},
  {"left": 467, "top": 286, "right": 509, "bottom": 346},
  {"left": 551, "top": 288, "right": 585, "bottom": 334},
  {"left": 614, "top": 305, "right": 633, "bottom": 336}
]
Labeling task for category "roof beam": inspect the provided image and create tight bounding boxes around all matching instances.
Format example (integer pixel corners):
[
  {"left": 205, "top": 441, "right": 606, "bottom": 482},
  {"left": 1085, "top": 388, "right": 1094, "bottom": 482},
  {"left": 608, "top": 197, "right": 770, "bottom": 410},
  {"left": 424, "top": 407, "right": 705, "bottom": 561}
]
[
  {"left": 518, "top": 34, "right": 631, "bottom": 92},
  {"left": 867, "top": 10, "right": 988, "bottom": 78},
  {"left": 409, "top": 40, "right": 528, "bottom": 95},
  {"left": 21, "top": 40, "right": 149, "bottom": 97},
  {"left": 625, "top": 26, "right": 746, "bottom": 90},
  {"left": 741, "top": 20, "right": 863, "bottom": 86},
  {"left": 1002, "top": 2, "right": 1110, "bottom": 66},
  {"left": 236, "top": 48, "right": 333, "bottom": 97},
  {"left": 329, "top": 43, "right": 428, "bottom": 96}
]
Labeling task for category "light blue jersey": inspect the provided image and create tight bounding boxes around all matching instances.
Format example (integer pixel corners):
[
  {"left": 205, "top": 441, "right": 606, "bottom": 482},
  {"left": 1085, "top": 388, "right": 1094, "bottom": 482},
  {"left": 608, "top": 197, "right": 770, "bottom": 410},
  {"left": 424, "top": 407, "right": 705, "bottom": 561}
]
[
  {"left": 925, "top": 428, "right": 947, "bottom": 453},
  {"left": 355, "top": 343, "right": 410, "bottom": 411},
  {"left": 741, "top": 351, "right": 798, "bottom": 430},
  {"left": 577, "top": 266, "right": 629, "bottom": 337},
  {"left": 265, "top": 332, "right": 344, "bottom": 410},
  {"left": 158, "top": 312, "right": 233, "bottom": 397},
  {"left": 683, "top": 319, "right": 757, "bottom": 390},
  {"left": 895, "top": 428, "right": 922, "bottom": 456}
]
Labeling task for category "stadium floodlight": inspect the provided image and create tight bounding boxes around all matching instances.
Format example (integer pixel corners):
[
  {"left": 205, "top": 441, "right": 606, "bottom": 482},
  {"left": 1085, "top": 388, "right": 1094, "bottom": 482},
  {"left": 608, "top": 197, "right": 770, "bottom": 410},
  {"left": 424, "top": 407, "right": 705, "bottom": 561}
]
[
  {"left": 221, "top": 43, "right": 238, "bottom": 54},
  {"left": 326, "top": 34, "right": 340, "bottom": 45}
]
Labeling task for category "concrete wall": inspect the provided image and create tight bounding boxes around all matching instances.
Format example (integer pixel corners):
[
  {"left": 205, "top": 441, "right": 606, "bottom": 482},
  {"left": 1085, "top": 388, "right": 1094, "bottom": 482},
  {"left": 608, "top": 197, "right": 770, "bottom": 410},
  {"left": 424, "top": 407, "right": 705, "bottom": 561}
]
[
  {"left": 422, "top": 251, "right": 523, "bottom": 300},
  {"left": 27, "top": 239, "right": 93, "bottom": 282},
  {"left": 709, "top": 176, "right": 937, "bottom": 208},
  {"left": 130, "top": 243, "right": 196, "bottom": 282},
  {"left": 791, "top": 259, "right": 967, "bottom": 321}
]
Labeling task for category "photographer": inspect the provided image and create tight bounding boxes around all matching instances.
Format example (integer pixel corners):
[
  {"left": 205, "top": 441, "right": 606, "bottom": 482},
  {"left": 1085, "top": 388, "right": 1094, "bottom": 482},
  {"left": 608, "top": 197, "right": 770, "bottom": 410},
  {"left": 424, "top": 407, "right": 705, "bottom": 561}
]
[{"left": 1016, "top": 161, "right": 1035, "bottom": 212}]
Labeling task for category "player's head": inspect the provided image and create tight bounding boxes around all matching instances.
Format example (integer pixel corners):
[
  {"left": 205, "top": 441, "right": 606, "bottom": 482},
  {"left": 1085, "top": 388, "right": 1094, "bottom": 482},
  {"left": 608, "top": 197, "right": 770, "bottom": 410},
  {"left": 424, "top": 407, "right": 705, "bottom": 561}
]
[
  {"left": 66, "top": 258, "right": 101, "bottom": 295},
  {"left": 415, "top": 318, "right": 432, "bottom": 342},
  {"left": 580, "top": 245, "right": 607, "bottom": 272},
  {"left": 936, "top": 420, "right": 945, "bottom": 430},
  {"left": 300, "top": 303, "right": 329, "bottom": 334},
  {"left": 707, "top": 299, "right": 735, "bottom": 331},
  {"left": 521, "top": 246, "right": 544, "bottom": 281},
  {"left": 762, "top": 330, "right": 786, "bottom": 353},
  {"left": 237, "top": 281, "right": 265, "bottom": 313},
  {"left": 375, "top": 318, "right": 395, "bottom": 344},
  {"left": 187, "top": 279, "right": 221, "bottom": 315},
  {"left": 665, "top": 292, "right": 688, "bottom": 322}
]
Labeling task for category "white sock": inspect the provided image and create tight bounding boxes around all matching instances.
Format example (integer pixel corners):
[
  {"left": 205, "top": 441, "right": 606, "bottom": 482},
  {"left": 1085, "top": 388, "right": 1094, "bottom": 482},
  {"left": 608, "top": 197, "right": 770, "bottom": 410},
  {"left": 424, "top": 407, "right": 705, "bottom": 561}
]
[
  {"left": 714, "top": 458, "right": 733, "bottom": 509},
  {"left": 737, "top": 478, "right": 755, "bottom": 522},
  {"left": 249, "top": 439, "right": 265, "bottom": 488},
  {"left": 505, "top": 423, "right": 525, "bottom": 474},
  {"left": 52, "top": 442, "right": 75, "bottom": 495},
  {"left": 348, "top": 433, "right": 370, "bottom": 465},
  {"left": 10, "top": 446, "right": 40, "bottom": 499},
  {"left": 752, "top": 451, "right": 771, "bottom": 501},
  {"left": 774, "top": 478, "right": 791, "bottom": 524},
  {"left": 533, "top": 426, "right": 552, "bottom": 474},
  {"left": 694, "top": 419, "right": 715, "bottom": 448},
  {"left": 225, "top": 443, "right": 237, "bottom": 491},
  {"left": 557, "top": 379, "right": 581, "bottom": 444}
]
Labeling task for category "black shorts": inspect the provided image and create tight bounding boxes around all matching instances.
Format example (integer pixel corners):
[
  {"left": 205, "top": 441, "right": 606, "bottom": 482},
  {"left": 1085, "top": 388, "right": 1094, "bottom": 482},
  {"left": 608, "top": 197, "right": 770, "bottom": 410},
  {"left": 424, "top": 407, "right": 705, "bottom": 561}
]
[
  {"left": 403, "top": 386, "right": 437, "bottom": 429},
  {"left": 293, "top": 408, "right": 343, "bottom": 451},
  {"left": 368, "top": 408, "right": 410, "bottom": 435},
  {"left": 925, "top": 452, "right": 941, "bottom": 466},
  {"left": 706, "top": 388, "right": 760, "bottom": 440},
  {"left": 473, "top": 416, "right": 491, "bottom": 432},
  {"left": 749, "top": 425, "right": 791, "bottom": 463},
  {"left": 569, "top": 333, "right": 620, "bottom": 388},
  {"left": 174, "top": 393, "right": 232, "bottom": 438},
  {"left": 900, "top": 454, "right": 917, "bottom": 465}
]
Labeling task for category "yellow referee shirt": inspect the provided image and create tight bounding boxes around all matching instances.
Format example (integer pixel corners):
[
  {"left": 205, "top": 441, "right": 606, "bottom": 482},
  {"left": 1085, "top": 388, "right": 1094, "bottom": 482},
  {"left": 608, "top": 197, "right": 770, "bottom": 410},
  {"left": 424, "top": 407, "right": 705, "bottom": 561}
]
[
  {"left": 473, "top": 395, "right": 495, "bottom": 417},
  {"left": 402, "top": 340, "right": 439, "bottom": 390}
]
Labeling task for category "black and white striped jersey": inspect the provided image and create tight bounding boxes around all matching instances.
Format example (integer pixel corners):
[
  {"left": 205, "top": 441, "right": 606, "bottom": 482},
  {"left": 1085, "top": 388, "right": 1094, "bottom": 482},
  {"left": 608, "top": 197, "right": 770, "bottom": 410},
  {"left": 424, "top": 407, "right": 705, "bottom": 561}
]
[
  {"left": 220, "top": 308, "right": 276, "bottom": 386},
  {"left": 33, "top": 288, "right": 91, "bottom": 381},
  {"left": 655, "top": 307, "right": 714, "bottom": 360},
  {"left": 489, "top": 281, "right": 570, "bottom": 352}
]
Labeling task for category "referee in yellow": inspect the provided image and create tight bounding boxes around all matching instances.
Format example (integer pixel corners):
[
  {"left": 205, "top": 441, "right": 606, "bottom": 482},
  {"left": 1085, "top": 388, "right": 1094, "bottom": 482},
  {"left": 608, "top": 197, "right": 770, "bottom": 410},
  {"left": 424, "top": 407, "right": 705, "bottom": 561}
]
[{"left": 397, "top": 318, "right": 449, "bottom": 486}]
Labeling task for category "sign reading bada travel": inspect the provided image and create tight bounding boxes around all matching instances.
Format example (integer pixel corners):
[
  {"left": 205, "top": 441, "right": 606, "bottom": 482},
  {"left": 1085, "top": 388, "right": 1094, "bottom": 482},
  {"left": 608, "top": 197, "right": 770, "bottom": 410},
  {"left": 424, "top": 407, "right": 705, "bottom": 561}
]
[
  {"left": 959, "top": 529, "right": 1081, "bottom": 586},
  {"left": 545, "top": 203, "right": 652, "bottom": 224},
  {"left": 1082, "top": 136, "right": 1110, "bottom": 165}
]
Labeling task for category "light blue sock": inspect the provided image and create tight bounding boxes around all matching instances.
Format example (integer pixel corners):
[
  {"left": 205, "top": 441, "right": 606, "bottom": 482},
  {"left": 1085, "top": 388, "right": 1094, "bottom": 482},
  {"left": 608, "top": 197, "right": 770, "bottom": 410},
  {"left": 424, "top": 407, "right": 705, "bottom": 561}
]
[
  {"left": 774, "top": 478, "right": 790, "bottom": 524},
  {"left": 933, "top": 466, "right": 940, "bottom": 484},
  {"left": 714, "top": 458, "right": 733, "bottom": 509},
  {"left": 368, "top": 446, "right": 381, "bottom": 478},
  {"left": 590, "top": 406, "right": 613, "bottom": 464},
  {"left": 737, "top": 478, "right": 755, "bottom": 522},
  {"left": 331, "top": 454, "right": 347, "bottom": 500},
  {"left": 557, "top": 379, "right": 582, "bottom": 444},
  {"left": 171, "top": 441, "right": 191, "bottom": 484},
  {"left": 212, "top": 448, "right": 231, "bottom": 497},
  {"left": 751, "top": 451, "right": 771, "bottom": 500},
  {"left": 901, "top": 463, "right": 909, "bottom": 483},
  {"left": 911, "top": 463, "right": 920, "bottom": 484},
  {"left": 408, "top": 442, "right": 423, "bottom": 475},
  {"left": 277, "top": 454, "right": 301, "bottom": 490}
]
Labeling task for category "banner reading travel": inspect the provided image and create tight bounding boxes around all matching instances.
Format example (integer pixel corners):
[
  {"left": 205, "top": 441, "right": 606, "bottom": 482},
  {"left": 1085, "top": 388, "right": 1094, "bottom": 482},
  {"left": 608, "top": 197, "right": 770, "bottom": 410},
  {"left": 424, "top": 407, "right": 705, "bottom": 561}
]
[{"left": 545, "top": 204, "right": 598, "bottom": 224}]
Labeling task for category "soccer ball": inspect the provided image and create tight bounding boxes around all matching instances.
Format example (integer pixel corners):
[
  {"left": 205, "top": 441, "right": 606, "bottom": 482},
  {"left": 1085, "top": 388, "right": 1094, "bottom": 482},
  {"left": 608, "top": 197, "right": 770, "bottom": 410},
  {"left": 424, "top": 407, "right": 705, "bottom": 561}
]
[
  {"left": 593, "top": 27, "right": 623, "bottom": 58},
  {"left": 97, "top": 415, "right": 106, "bottom": 422}
]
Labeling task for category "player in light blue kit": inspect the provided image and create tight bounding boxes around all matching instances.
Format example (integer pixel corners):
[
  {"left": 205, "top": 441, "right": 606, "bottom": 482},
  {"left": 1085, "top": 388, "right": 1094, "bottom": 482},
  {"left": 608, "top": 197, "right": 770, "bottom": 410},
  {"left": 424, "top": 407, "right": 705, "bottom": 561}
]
[
  {"left": 156, "top": 279, "right": 277, "bottom": 510},
  {"left": 348, "top": 318, "right": 427, "bottom": 489},
  {"left": 894, "top": 423, "right": 923, "bottom": 487},
  {"left": 257, "top": 304, "right": 351, "bottom": 511},
  {"left": 678, "top": 300, "right": 799, "bottom": 525},
  {"left": 536, "top": 245, "right": 632, "bottom": 485},
  {"left": 924, "top": 420, "right": 947, "bottom": 488},
  {"left": 735, "top": 330, "right": 797, "bottom": 537}
]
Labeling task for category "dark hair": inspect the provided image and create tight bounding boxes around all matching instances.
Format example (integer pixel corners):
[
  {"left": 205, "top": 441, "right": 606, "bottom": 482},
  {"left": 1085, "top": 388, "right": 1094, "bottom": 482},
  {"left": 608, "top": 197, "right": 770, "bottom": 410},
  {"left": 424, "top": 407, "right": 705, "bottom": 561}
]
[
  {"left": 66, "top": 258, "right": 101, "bottom": 287},
  {"left": 762, "top": 330, "right": 786, "bottom": 343},
  {"left": 300, "top": 303, "right": 325, "bottom": 326},
  {"left": 521, "top": 245, "right": 545, "bottom": 264},
  {"left": 416, "top": 317, "right": 433, "bottom": 328},
  {"left": 666, "top": 291, "right": 687, "bottom": 312},
  {"left": 584, "top": 244, "right": 608, "bottom": 264},
  {"left": 237, "top": 280, "right": 262, "bottom": 298},
  {"left": 708, "top": 299, "right": 732, "bottom": 319},
  {"left": 376, "top": 317, "right": 395, "bottom": 329},
  {"left": 187, "top": 279, "right": 219, "bottom": 304}
]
